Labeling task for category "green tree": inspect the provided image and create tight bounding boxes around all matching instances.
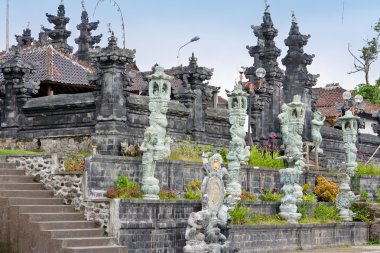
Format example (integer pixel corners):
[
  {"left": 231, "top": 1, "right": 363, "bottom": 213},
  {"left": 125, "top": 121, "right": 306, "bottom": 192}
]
[
  {"left": 348, "top": 19, "right": 380, "bottom": 85},
  {"left": 353, "top": 78, "right": 380, "bottom": 106}
]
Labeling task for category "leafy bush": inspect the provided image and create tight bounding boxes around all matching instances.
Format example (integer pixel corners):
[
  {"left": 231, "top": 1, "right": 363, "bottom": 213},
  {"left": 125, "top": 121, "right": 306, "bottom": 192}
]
[
  {"left": 302, "top": 182, "right": 311, "bottom": 194},
  {"left": 229, "top": 204, "right": 249, "bottom": 225},
  {"left": 350, "top": 203, "right": 371, "bottom": 223},
  {"left": 159, "top": 187, "right": 178, "bottom": 200},
  {"left": 63, "top": 152, "right": 91, "bottom": 172},
  {"left": 184, "top": 179, "right": 201, "bottom": 200},
  {"left": 241, "top": 191, "right": 260, "bottom": 202},
  {"left": 302, "top": 192, "right": 317, "bottom": 203},
  {"left": 357, "top": 162, "right": 380, "bottom": 176},
  {"left": 314, "top": 204, "right": 339, "bottom": 223},
  {"left": 169, "top": 136, "right": 214, "bottom": 163},
  {"left": 219, "top": 147, "right": 228, "bottom": 164},
  {"left": 360, "top": 189, "right": 369, "bottom": 199},
  {"left": 248, "top": 146, "right": 285, "bottom": 169},
  {"left": 106, "top": 174, "right": 142, "bottom": 199},
  {"left": 313, "top": 175, "right": 339, "bottom": 202},
  {"left": 260, "top": 188, "right": 283, "bottom": 202},
  {"left": 250, "top": 213, "right": 286, "bottom": 225}
]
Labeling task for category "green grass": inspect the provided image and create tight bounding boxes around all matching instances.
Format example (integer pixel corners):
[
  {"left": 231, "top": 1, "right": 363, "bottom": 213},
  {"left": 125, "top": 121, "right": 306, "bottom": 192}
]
[
  {"left": 248, "top": 213, "right": 287, "bottom": 225},
  {"left": 356, "top": 162, "right": 380, "bottom": 176},
  {"left": 248, "top": 146, "right": 286, "bottom": 169},
  {"left": 0, "top": 149, "right": 45, "bottom": 156}
]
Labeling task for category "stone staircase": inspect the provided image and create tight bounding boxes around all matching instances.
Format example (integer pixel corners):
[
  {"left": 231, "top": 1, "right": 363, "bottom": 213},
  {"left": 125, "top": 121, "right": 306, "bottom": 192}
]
[{"left": 0, "top": 158, "right": 128, "bottom": 253}]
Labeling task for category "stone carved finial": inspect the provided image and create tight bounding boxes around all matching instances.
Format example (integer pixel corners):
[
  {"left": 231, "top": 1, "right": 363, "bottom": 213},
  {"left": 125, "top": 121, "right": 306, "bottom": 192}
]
[
  {"left": 184, "top": 153, "right": 237, "bottom": 253},
  {"left": 291, "top": 11, "right": 297, "bottom": 24},
  {"left": 277, "top": 95, "right": 306, "bottom": 224},
  {"left": 336, "top": 111, "right": 360, "bottom": 221},
  {"left": 226, "top": 83, "right": 250, "bottom": 200},
  {"left": 140, "top": 65, "right": 173, "bottom": 200},
  {"left": 311, "top": 111, "right": 325, "bottom": 154}
]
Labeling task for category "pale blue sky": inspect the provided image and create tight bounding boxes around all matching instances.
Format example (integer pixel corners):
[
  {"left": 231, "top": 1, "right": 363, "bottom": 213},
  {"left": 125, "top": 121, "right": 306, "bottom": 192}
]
[{"left": 1, "top": 0, "right": 380, "bottom": 97}]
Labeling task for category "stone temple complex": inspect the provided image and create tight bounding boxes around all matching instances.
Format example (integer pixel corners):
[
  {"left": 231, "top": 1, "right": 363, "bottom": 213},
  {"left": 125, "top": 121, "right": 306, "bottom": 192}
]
[{"left": 0, "top": 1, "right": 380, "bottom": 253}]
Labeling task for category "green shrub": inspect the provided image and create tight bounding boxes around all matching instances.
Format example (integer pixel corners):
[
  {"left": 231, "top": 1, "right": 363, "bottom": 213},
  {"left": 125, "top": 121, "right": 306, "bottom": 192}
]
[
  {"left": 260, "top": 189, "right": 283, "bottom": 202},
  {"left": 229, "top": 204, "right": 249, "bottom": 225},
  {"left": 169, "top": 136, "right": 215, "bottom": 163},
  {"left": 184, "top": 179, "right": 201, "bottom": 200},
  {"left": 357, "top": 162, "right": 380, "bottom": 176},
  {"left": 302, "top": 192, "right": 317, "bottom": 203},
  {"left": 158, "top": 187, "right": 178, "bottom": 200},
  {"left": 219, "top": 147, "right": 228, "bottom": 164},
  {"left": 250, "top": 213, "right": 286, "bottom": 225},
  {"left": 314, "top": 204, "right": 339, "bottom": 223},
  {"left": 248, "top": 146, "right": 285, "bottom": 169},
  {"left": 106, "top": 174, "right": 142, "bottom": 199},
  {"left": 240, "top": 191, "right": 260, "bottom": 202},
  {"left": 350, "top": 203, "right": 371, "bottom": 223},
  {"left": 360, "top": 189, "right": 369, "bottom": 199}
]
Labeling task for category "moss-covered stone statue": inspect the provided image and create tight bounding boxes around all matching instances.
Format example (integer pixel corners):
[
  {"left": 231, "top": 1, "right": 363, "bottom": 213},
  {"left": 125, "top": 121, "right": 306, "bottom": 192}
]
[
  {"left": 277, "top": 95, "right": 306, "bottom": 224},
  {"left": 226, "top": 84, "right": 250, "bottom": 201},
  {"left": 336, "top": 111, "right": 360, "bottom": 221},
  {"left": 141, "top": 65, "right": 173, "bottom": 200},
  {"left": 311, "top": 111, "right": 325, "bottom": 154},
  {"left": 184, "top": 153, "right": 238, "bottom": 253}
]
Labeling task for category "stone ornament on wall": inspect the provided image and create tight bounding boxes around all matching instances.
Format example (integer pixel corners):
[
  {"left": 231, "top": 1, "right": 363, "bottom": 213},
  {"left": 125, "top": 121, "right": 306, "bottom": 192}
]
[
  {"left": 336, "top": 110, "right": 360, "bottom": 221},
  {"left": 184, "top": 153, "right": 237, "bottom": 253},
  {"left": 278, "top": 95, "right": 306, "bottom": 224},
  {"left": 141, "top": 65, "right": 173, "bottom": 200},
  {"left": 311, "top": 111, "right": 325, "bottom": 154},
  {"left": 226, "top": 83, "right": 250, "bottom": 201}
]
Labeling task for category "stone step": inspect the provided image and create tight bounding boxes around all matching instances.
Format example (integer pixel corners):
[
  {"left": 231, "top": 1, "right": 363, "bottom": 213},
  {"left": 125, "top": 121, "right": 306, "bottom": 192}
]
[
  {"left": 45, "top": 228, "right": 104, "bottom": 239},
  {"left": 0, "top": 183, "right": 43, "bottom": 190},
  {"left": 63, "top": 246, "right": 128, "bottom": 253},
  {"left": 0, "top": 190, "right": 53, "bottom": 198},
  {"left": 0, "top": 175, "right": 33, "bottom": 183},
  {"left": 25, "top": 213, "right": 85, "bottom": 222},
  {"left": 0, "top": 162, "right": 17, "bottom": 169},
  {"left": 56, "top": 237, "right": 116, "bottom": 248},
  {"left": 37, "top": 221, "right": 97, "bottom": 230},
  {"left": 0, "top": 169, "right": 25, "bottom": 175},
  {"left": 16, "top": 205, "right": 75, "bottom": 213},
  {"left": 7, "top": 197, "right": 63, "bottom": 205}
]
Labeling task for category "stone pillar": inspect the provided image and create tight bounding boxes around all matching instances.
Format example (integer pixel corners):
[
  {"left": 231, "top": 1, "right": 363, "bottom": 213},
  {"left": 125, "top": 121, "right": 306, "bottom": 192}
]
[
  {"left": 245, "top": 6, "right": 283, "bottom": 142},
  {"left": 0, "top": 50, "right": 37, "bottom": 135},
  {"left": 91, "top": 32, "right": 135, "bottom": 155},
  {"left": 336, "top": 111, "right": 360, "bottom": 221},
  {"left": 172, "top": 53, "right": 213, "bottom": 142},
  {"left": 226, "top": 83, "right": 250, "bottom": 200},
  {"left": 282, "top": 14, "right": 319, "bottom": 141}
]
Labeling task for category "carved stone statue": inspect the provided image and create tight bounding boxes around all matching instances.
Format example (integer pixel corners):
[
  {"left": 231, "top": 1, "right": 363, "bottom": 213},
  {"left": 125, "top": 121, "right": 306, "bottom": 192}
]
[
  {"left": 336, "top": 111, "right": 360, "bottom": 221},
  {"left": 141, "top": 65, "right": 173, "bottom": 200},
  {"left": 184, "top": 153, "right": 238, "bottom": 253},
  {"left": 277, "top": 95, "right": 306, "bottom": 224},
  {"left": 311, "top": 111, "right": 325, "bottom": 154},
  {"left": 226, "top": 84, "right": 250, "bottom": 200}
]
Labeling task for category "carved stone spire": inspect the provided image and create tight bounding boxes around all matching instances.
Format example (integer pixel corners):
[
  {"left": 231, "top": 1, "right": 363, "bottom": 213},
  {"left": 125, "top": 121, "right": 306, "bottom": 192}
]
[
  {"left": 245, "top": 6, "right": 284, "bottom": 143},
  {"left": 282, "top": 13, "right": 319, "bottom": 140},
  {"left": 74, "top": 0, "right": 102, "bottom": 62},
  {"left": 42, "top": 1, "right": 73, "bottom": 53},
  {"left": 15, "top": 23, "right": 34, "bottom": 48}
]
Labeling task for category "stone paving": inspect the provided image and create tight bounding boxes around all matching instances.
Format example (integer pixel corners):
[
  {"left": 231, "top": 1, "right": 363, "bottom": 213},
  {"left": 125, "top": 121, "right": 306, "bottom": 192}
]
[{"left": 285, "top": 245, "right": 380, "bottom": 253}]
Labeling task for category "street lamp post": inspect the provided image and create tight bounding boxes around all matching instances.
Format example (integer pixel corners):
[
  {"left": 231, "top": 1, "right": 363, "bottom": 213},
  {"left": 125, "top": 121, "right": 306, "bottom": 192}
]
[
  {"left": 177, "top": 36, "right": 200, "bottom": 65},
  {"left": 246, "top": 67, "right": 266, "bottom": 147}
]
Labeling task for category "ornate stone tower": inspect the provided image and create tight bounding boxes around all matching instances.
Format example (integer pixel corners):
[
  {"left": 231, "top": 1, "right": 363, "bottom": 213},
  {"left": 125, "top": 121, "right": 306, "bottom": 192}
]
[
  {"left": 15, "top": 25, "right": 34, "bottom": 48},
  {"left": 75, "top": 1, "right": 102, "bottom": 62},
  {"left": 41, "top": 0, "right": 73, "bottom": 54},
  {"left": 245, "top": 4, "right": 284, "bottom": 142},
  {"left": 282, "top": 13, "right": 319, "bottom": 140},
  {"left": 91, "top": 32, "right": 136, "bottom": 155},
  {"left": 172, "top": 53, "right": 213, "bottom": 142}
]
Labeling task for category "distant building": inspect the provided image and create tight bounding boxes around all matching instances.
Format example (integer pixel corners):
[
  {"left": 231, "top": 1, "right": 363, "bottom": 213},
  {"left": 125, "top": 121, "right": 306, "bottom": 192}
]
[{"left": 313, "top": 83, "right": 380, "bottom": 135}]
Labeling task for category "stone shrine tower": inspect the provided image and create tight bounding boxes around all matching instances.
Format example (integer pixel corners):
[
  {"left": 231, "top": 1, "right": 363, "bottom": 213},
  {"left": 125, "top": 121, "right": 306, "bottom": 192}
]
[
  {"left": 15, "top": 25, "right": 34, "bottom": 48},
  {"left": 75, "top": 1, "right": 102, "bottom": 62},
  {"left": 41, "top": 0, "right": 73, "bottom": 54},
  {"left": 245, "top": 4, "right": 284, "bottom": 142},
  {"left": 282, "top": 13, "right": 319, "bottom": 140}
]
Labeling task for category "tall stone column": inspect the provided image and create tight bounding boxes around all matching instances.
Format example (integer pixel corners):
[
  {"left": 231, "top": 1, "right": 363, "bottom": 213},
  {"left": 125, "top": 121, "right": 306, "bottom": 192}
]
[
  {"left": 282, "top": 14, "right": 319, "bottom": 141},
  {"left": 336, "top": 111, "right": 360, "bottom": 221},
  {"left": 0, "top": 50, "right": 38, "bottom": 135},
  {"left": 226, "top": 83, "right": 250, "bottom": 200},
  {"left": 245, "top": 5, "right": 283, "bottom": 142},
  {"left": 172, "top": 53, "right": 213, "bottom": 142},
  {"left": 91, "top": 32, "right": 135, "bottom": 155}
]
